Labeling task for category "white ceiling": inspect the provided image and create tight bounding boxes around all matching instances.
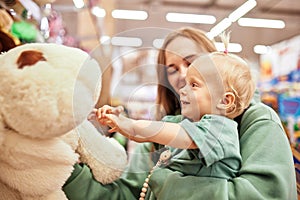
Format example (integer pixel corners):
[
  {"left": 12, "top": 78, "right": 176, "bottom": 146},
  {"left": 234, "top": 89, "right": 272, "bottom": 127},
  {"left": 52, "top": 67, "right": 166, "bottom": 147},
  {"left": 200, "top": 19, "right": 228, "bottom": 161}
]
[{"left": 53, "top": 0, "right": 300, "bottom": 61}]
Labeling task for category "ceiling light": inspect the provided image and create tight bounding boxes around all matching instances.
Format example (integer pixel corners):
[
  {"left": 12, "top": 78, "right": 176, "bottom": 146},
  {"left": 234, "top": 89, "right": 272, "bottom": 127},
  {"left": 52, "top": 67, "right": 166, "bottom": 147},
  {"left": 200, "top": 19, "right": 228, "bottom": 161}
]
[
  {"left": 166, "top": 12, "right": 216, "bottom": 24},
  {"left": 238, "top": 18, "right": 285, "bottom": 29},
  {"left": 228, "top": 0, "right": 257, "bottom": 22},
  {"left": 111, "top": 36, "right": 143, "bottom": 47},
  {"left": 207, "top": 18, "right": 232, "bottom": 39},
  {"left": 73, "top": 0, "right": 84, "bottom": 9},
  {"left": 207, "top": 0, "right": 257, "bottom": 39},
  {"left": 91, "top": 6, "right": 106, "bottom": 18},
  {"left": 112, "top": 9, "right": 148, "bottom": 20},
  {"left": 254, "top": 45, "right": 272, "bottom": 54},
  {"left": 214, "top": 42, "right": 242, "bottom": 53}
]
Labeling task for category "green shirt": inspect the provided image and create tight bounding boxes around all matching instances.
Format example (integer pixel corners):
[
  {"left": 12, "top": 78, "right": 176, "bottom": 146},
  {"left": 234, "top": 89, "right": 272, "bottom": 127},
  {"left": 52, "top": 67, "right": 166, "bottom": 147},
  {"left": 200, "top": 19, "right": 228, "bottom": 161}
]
[
  {"left": 63, "top": 101, "right": 297, "bottom": 200},
  {"left": 161, "top": 114, "right": 241, "bottom": 180}
]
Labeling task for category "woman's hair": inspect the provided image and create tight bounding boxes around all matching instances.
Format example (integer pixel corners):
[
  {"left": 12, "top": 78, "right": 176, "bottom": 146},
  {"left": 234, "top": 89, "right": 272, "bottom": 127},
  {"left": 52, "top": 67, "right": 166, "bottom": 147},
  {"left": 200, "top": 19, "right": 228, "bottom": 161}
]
[
  {"left": 155, "top": 27, "right": 217, "bottom": 120},
  {"left": 209, "top": 52, "right": 256, "bottom": 118}
]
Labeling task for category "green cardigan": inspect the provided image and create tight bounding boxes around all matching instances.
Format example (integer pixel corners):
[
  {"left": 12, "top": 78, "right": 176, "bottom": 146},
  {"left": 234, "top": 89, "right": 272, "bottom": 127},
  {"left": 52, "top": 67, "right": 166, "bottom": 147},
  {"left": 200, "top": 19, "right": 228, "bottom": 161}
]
[{"left": 63, "top": 101, "right": 297, "bottom": 199}]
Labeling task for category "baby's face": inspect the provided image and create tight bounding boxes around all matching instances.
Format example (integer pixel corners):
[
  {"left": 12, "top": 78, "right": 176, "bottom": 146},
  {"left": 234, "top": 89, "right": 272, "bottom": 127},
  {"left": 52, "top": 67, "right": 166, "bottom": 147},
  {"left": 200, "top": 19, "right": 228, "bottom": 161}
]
[{"left": 179, "top": 55, "right": 225, "bottom": 121}]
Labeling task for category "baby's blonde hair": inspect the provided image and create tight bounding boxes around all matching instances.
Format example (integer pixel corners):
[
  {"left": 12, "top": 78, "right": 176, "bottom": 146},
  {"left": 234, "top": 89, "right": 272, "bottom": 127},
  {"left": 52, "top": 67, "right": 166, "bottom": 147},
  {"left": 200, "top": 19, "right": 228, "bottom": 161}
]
[
  {"left": 205, "top": 32, "right": 255, "bottom": 117},
  {"left": 210, "top": 51, "right": 255, "bottom": 117}
]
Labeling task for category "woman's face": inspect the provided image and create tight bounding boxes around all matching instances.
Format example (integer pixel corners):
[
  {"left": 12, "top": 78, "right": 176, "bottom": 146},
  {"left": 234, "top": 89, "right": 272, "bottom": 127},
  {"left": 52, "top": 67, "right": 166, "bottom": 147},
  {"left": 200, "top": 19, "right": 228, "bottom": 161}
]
[{"left": 164, "top": 36, "right": 203, "bottom": 95}]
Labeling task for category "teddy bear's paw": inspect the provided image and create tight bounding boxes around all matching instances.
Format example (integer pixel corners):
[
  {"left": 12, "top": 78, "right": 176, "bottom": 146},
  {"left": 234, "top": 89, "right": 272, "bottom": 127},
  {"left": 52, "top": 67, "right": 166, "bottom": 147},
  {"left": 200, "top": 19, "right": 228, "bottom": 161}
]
[
  {"left": 43, "top": 190, "right": 68, "bottom": 200},
  {"left": 77, "top": 142, "right": 126, "bottom": 184},
  {"left": 92, "top": 164, "right": 124, "bottom": 184},
  {"left": 77, "top": 136, "right": 128, "bottom": 184},
  {"left": 76, "top": 120, "right": 128, "bottom": 184}
]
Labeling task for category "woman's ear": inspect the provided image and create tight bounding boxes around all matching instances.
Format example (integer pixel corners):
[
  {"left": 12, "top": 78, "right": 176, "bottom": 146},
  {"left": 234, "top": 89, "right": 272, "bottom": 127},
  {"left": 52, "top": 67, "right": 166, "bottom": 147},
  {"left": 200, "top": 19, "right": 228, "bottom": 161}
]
[{"left": 216, "top": 92, "right": 236, "bottom": 110}]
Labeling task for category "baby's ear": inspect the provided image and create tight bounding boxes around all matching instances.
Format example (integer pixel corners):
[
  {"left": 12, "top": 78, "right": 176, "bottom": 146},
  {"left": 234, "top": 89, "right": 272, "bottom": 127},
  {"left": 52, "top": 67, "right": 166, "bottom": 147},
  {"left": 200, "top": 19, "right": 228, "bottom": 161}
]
[{"left": 216, "top": 92, "right": 236, "bottom": 110}]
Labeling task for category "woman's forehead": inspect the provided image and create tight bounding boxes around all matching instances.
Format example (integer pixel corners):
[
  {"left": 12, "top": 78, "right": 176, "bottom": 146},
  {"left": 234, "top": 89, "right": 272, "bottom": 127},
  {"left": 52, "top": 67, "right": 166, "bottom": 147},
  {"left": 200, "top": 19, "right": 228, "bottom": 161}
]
[
  {"left": 165, "top": 36, "right": 202, "bottom": 57},
  {"left": 189, "top": 55, "right": 220, "bottom": 77}
]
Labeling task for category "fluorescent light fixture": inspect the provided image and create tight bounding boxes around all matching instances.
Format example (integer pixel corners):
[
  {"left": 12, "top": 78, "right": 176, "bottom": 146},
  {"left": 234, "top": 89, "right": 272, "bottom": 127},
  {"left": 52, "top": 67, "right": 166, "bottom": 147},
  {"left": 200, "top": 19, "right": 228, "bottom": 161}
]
[
  {"left": 214, "top": 42, "right": 242, "bottom": 53},
  {"left": 91, "top": 6, "right": 106, "bottom": 18},
  {"left": 228, "top": 0, "right": 257, "bottom": 22},
  {"left": 153, "top": 38, "right": 164, "bottom": 48},
  {"left": 207, "top": 18, "right": 232, "bottom": 39},
  {"left": 112, "top": 9, "right": 148, "bottom": 20},
  {"left": 253, "top": 45, "right": 272, "bottom": 54},
  {"left": 238, "top": 18, "right": 285, "bottom": 29},
  {"left": 166, "top": 12, "right": 216, "bottom": 24},
  {"left": 73, "top": 0, "right": 84, "bottom": 9},
  {"left": 111, "top": 36, "right": 143, "bottom": 47}
]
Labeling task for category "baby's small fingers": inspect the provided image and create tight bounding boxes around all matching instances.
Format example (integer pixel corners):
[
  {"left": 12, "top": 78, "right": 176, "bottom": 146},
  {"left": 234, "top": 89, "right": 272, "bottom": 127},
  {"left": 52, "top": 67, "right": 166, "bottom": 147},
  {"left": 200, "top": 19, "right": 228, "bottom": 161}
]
[
  {"left": 96, "top": 108, "right": 101, "bottom": 117},
  {"left": 98, "top": 108, "right": 108, "bottom": 118},
  {"left": 98, "top": 118, "right": 107, "bottom": 125},
  {"left": 107, "top": 121, "right": 117, "bottom": 129},
  {"left": 108, "top": 127, "right": 118, "bottom": 133}
]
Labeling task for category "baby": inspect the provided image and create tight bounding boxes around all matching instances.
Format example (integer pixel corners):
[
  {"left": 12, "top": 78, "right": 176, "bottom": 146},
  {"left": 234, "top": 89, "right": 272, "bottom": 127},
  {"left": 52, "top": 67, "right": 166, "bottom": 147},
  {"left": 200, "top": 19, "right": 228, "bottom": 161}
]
[{"left": 97, "top": 49, "right": 255, "bottom": 181}]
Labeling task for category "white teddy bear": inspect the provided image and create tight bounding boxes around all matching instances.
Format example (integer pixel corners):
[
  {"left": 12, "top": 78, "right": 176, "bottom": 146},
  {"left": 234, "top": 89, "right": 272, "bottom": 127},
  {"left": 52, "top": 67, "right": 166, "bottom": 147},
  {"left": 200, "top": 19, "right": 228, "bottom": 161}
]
[{"left": 0, "top": 43, "right": 127, "bottom": 200}]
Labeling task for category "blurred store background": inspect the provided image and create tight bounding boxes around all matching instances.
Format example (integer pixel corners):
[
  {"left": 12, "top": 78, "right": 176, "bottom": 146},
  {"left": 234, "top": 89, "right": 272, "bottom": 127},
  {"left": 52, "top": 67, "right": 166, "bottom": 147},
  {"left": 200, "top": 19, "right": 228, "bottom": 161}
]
[
  {"left": 0, "top": 0, "right": 300, "bottom": 192},
  {"left": 51, "top": 0, "right": 300, "bottom": 60}
]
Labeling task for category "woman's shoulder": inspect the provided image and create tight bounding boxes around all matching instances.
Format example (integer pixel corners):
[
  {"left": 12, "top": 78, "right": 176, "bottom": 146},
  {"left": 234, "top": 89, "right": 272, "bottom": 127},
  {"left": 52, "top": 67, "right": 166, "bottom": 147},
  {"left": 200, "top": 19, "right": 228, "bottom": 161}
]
[
  {"left": 242, "top": 90, "right": 281, "bottom": 124},
  {"left": 244, "top": 102, "right": 281, "bottom": 122},
  {"left": 240, "top": 102, "right": 283, "bottom": 134}
]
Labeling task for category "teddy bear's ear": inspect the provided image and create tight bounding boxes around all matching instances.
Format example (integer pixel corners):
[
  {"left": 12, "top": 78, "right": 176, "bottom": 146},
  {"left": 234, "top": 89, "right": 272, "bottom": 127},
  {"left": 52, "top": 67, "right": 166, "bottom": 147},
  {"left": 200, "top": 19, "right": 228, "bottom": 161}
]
[{"left": 17, "top": 50, "right": 46, "bottom": 69}]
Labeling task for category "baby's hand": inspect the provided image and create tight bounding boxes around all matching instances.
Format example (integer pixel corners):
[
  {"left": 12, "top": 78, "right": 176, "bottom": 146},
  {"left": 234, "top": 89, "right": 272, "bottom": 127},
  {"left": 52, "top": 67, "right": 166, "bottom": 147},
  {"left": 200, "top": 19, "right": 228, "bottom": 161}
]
[
  {"left": 99, "top": 114, "right": 145, "bottom": 142},
  {"left": 97, "top": 105, "right": 124, "bottom": 118},
  {"left": 95, "top": 105, "right": 147, "bottom": 143},
  {"left": 95, "top": 105, "right": 124, "bottom": 126}
]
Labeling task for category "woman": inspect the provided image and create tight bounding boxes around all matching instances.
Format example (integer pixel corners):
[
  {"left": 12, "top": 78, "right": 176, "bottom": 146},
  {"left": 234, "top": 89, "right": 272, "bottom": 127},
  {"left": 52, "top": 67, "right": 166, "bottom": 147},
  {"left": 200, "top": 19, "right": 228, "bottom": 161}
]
[{"left": 63, "top": 27, "right": 297, "bottom": 199}]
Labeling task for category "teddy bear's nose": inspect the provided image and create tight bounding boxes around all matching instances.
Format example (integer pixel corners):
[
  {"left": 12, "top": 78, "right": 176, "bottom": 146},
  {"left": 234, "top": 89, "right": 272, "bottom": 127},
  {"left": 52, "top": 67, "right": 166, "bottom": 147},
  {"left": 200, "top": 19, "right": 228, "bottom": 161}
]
[{"left": 17, "top": 50, "right": 46, "bottom": 69}]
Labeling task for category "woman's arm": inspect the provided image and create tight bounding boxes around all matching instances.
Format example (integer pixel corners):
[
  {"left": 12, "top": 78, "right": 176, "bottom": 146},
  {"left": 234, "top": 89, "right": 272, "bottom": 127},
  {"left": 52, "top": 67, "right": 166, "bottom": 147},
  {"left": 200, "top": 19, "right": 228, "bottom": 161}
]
[{"left": 63, "top": 143, "right": 154, "bottom": 200}]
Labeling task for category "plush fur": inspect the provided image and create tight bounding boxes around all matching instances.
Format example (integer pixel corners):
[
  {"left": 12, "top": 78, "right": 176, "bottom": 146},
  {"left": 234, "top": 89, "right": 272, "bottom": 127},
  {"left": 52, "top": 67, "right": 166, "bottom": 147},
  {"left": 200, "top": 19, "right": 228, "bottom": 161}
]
[{"left": 0, "top": 43, "right": 127, "bottom": 200}]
